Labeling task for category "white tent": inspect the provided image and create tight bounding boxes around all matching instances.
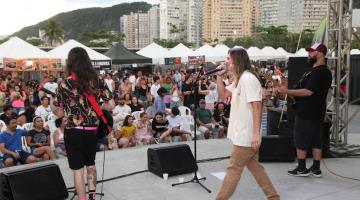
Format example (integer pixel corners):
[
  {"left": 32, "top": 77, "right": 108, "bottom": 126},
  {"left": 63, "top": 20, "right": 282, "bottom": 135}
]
[
  {"left": 0, "top": 36, "right": 49, "bottom": 59},
  {"left": 292, "top": 48, "right": 308, "bottom": 57},
  {"left": 350, "top": 49, "right": 360, "bottom": 55},
  {"left": 258, "top": 46, "right": 284, "bottom": 60},
  {"left": 276, "top": 47, "right": 293, "bottom": 57},
  {"left": 137, "top": 42, "right": 175, "bottom": 64},
  {"left": 48, "top": 39, "right": 111, "bottom": 69},
  {"left": 233, "top": 45, "right": 244, "bottom": 49},
  {"left": 213, "top": 44, "right": 230, "bottom": 56},
  {"left": 195, "top": 44, "right": 221, "bottom": 62},
  {"left": 246, "top": 47, "right": 262, "bottom": 60},
  {"left": 169, "top": 43, "right": 198, "bottom": 63}
]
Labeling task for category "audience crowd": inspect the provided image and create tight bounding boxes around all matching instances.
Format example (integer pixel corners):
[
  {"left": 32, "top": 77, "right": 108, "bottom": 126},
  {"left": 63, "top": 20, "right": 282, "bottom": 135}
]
[{"left": 0, "top": 64, "right": 286, "bottom": 168}]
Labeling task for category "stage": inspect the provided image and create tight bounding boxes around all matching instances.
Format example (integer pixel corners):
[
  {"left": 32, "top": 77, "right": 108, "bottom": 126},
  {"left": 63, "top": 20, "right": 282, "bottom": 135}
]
[
  {"left": 1, "top": 138, "right": 359, "bottom": 200},
  {"left": 1, "top": 105, "right": 360, "bottom": 200}
]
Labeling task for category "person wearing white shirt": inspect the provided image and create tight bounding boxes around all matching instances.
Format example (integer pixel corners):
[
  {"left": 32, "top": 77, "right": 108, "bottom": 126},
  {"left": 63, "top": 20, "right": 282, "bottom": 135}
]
[
  {"left": 163, "top": 107, "right": 189, "bottom": 141},
  {"left": 150, "top": 76, "right": 161, "bottom": 98},
  {"left": 129, "top": 73, "right": 136, "bottom": 92},
  {"left": 215, "top": 48, "right": 279, "bottom": 200},
  {"left": 104, "top": 74, "right": 115, "bottom": 93},
  {"left": 113, "top": 98, "right": 131, "bottom": 122},
  {"left": 43, "top": 75, "right": 58, "bottom": 97},
  {"left": 35, "top": 96, "right": 53, "bottom": 121}
]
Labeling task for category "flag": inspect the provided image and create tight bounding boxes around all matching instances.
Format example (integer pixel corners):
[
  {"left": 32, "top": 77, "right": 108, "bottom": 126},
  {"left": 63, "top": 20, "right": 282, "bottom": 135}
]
[{"left": 312, "top": 17, "right": 328, "bottom": 45}]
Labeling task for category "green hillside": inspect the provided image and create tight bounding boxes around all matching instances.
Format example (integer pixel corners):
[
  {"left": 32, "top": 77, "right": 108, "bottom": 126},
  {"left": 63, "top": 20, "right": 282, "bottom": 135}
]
[{"left": 11, "top": 2, "right": 151, "bottom": 40}]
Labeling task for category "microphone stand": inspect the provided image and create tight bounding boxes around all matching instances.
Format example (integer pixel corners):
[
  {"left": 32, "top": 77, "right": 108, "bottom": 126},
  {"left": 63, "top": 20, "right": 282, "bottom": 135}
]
[{"left": 171, "top": 65, "right": 211, "bottom": 193}]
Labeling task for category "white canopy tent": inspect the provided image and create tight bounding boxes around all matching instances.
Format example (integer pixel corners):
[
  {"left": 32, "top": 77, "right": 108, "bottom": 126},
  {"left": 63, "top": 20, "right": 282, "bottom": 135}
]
[
  {"left": 292, "top": 48, "right": 309, "bottom": 57},
  {"left": 48, "top": 39, "right": 111, "bottom": 69},
  {"left": 169, "top": 43, "right": 198, "bottom": 63},
  {"left": 233, "top": 45, "right": 244, "bottom": 49},
  {"left": 276, "top": 47, "right": 293, "bottom": 58},
  {"left": 0, "top": 36, "right": 49, "bottom": 59},
  {"left": 246, "top": 47, "right": 262, "bottom": 60},
  {"left": 137, "top": 42, "right": 175, "bottom": 64},
  {"left": 195, "top": 44, "right": 220, "bottom": 62}
]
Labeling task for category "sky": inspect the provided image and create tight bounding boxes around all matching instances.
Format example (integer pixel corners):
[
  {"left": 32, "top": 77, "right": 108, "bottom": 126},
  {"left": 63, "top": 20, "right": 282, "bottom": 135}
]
[{"left": 0, "top": 0, "right": 159, "bottom": 36}]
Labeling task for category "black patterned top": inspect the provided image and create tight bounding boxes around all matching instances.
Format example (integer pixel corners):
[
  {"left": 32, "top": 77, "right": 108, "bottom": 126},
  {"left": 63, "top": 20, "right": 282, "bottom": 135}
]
[{"left": 55, "top": 77, "right": 112, "bottom": 128}]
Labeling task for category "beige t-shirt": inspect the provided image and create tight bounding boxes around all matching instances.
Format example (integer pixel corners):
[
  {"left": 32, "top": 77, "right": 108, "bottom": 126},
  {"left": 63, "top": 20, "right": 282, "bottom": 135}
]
[{"left": 226, "top": 71, "right": 262, "bottom": 147}]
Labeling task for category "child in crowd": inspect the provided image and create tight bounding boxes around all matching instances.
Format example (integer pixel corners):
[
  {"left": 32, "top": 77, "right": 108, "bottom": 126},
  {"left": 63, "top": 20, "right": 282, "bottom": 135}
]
[{"left": 135, "top": 112, "right": 155, "bottom": 145}]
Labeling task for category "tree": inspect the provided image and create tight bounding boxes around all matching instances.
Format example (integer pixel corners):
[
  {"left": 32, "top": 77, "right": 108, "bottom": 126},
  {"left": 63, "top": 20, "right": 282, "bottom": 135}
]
[
  {"left": 43, "top": 19, "right": 64, "bottom": 46},
  {"left": 153, "top": 38, "right": 194, "bottom": 48},
  {"left": 0, "top": 38, "right": 8, "bottom": 44},
  {"left": 79, "top": 29, "right": 125, "bottom": 47},
  {"left": 27, "top": 38, "right": 44, "bottom": 46}
]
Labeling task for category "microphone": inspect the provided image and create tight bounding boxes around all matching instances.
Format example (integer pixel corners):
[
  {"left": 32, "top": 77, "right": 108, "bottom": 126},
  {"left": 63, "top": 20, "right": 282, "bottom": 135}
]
[{"left": 204, "top": 67, "right": 226, "bottom": 76}]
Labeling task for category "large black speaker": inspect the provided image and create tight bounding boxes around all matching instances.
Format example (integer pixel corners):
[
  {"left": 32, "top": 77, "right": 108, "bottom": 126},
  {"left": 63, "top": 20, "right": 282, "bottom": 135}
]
[
  {"left": 259, "top": 135, "right": 295, "bottom": 162},
  {"left": 148, "top": 144, "right": 198, "bottom": 177},
  {"left": 0, "top": 163, "right": 68, "bottom": 200}
]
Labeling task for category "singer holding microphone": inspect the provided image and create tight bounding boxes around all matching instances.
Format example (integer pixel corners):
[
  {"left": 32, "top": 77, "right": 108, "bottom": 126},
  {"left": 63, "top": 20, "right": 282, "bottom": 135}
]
[
  {"left": 215, "top": 48, "right": 279, "bottom": 200},
  {"left": 51, "top": 47, "right": 112, "bottom": 200}
]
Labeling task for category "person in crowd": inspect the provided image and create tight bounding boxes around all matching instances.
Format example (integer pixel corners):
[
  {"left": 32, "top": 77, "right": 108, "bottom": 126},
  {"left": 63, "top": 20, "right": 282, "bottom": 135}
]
[
  {"left": 51, "top": 47, "right": 113, "bottom": 200},
  {"left": 129, "top": 96, "right": 144, "bottom": 112},
  {"left": 164, "top": 107, "right": 189, "bottom": 142},
  {"left": 43, "top": 75, "right": 58, "bottom": 97},
  {"left": 0, "top": 77, "right": 7, "bottom": 93},
  {"left": 213, "top": 102, "right": 230, "bottom": 129},
  {"left": 173, "top": 70, "right": 182, "bottom": 86},
  {"left": 0, "top": 88, "right": 6, "bottom": 113},
  {"left": 10, "top": 85, "right": 26, "bottom": 115},
  {"left": 0, "top": 116, "right": 38, "bottom": 167},
  {"left": 135, "top": 112, "right": 154, "bottom": 145},
  {"left": 116, "top": 115, "right": 136, "bottom": 148},
  {"left": 26, "top": 116, "right": 56, "bottom": 160},
  {"left": 124, "top": 93, "right": 132, "bottom": 105},
  {"left": 196, "top": 99, "right": 225, "bottom": 139},
  {"left": 53, "top": 117, "right": 67, "bottom": 157},
  {"left": 35, "top": 96, "right": 52, "bottom": 121},
  {"left": 154, "top": 87, "right": 167, "bottom": 114},
  {"left": 16, "top": 111, "right": 27, "bottom": 129},
  {"left": 120, "top": 77, "right": 132, "bottom": 98},
  {"left": 152, "top": 112, "right": 171, "bottom": 143},
  {"left": 22, "top": 99, "right": 36, "bottom": 123},
  {"left": 205, "top": 83, "right": 218, "bottom": 111},
  {"left": 128, "top": 71, "right": 137, "bottom": 93},
  {"left": 113, "top": 97, "right": 132, "bottom": 122},
  {"left": 135, "top": 77, "right": 148, "bottom": 103},
  {"left": 197, "top": 76, "right": 209, "bottom": 102},
  {"left": 0, "top": 105, "right": 18, "bottom": 122},
  {"left": 150, "top": 76, "right": 161, "bottom": 98},
  {"left": 104, "top": 73, "right": 115, "bottom": 93},
  {"left": 182, "top": 75, "right": 194, "bottom": 109}
]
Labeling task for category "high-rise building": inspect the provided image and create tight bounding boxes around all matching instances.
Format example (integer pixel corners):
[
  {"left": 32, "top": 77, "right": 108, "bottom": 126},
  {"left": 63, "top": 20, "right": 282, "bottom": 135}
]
[
  {"left": 120, "top": 5, "right": 160, "bottom": 48},
  {"left": 188, "top": 0, "right": 202, "bottom": 47},
  {"left": 160, "top": 0, "right": 188, "bottom": 40},
  {"left": 148, "top": 5, "right": 160, "bottom": 42},
  {"left": 260, "top": 0, "right": 328, "bottom": 33},
  {"left": 202, "top": 0, "right": 260, "bottom": 42},
  {"left": 259, "top": 0, "right": 278, "bottom": 28}
]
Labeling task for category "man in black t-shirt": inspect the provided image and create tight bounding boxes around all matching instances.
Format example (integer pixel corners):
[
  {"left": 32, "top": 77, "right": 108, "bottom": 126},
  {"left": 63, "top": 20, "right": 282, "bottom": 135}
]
[{"left": 279, "top": 43, "right": 332, "bottom": 178}]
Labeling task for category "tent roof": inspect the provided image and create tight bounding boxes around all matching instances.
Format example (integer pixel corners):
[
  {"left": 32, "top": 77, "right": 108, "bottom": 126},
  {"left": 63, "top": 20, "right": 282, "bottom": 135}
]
[
  {"left": 169, "top": 43, "right": 198, "bottom": 57},
  {"left": 292, "top": 48, "right": 308, "bottom": 57},
  {"left": 48, "top": 39, "right": 110, "bottom": 60},
  {"left": 233, "top": 45, "right": 244, "bottom": 49},
  {"left": 0, "top": 36, "right": 49, "bottom": 58},
  {"left": 137, "top": 42, "right": 175, "bottom": 58},
  {"left": 246, "top": 47, "right": 262, "bottom": 60},
  {"left": 195, "top": 44, "right": 217, "bottom": 57},
  {"left": 213, "top": 44, "right": 230, "bottom": 56},
  {"left": 105, "top": 43, "right": 151, "bottom": 64}
]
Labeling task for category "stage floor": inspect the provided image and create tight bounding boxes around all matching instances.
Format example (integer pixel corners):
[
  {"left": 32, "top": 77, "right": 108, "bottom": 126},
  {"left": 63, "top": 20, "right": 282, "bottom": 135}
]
[
  {"left": 1, "top": 105, "right": 360, "bottom": 200},
  {"left": 2, "top": 138, "right": 360, "bottom": 200}
]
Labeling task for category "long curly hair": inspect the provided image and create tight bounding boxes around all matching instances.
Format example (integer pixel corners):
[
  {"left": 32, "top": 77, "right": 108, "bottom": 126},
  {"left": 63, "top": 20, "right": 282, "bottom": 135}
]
[{"left": 66, "top": 47, "right": 99, "bottom": 93}]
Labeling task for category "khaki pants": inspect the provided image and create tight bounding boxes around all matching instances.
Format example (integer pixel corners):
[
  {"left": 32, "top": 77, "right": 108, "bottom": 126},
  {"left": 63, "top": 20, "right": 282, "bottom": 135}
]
[{"left": 216, "top": 145, "right": 280, "bottom": 200}]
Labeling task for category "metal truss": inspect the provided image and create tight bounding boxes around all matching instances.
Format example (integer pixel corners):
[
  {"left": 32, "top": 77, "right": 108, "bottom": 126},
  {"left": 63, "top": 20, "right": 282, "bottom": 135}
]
[{"left": 326, "top": 0, "right": 352, "bottom": 146}]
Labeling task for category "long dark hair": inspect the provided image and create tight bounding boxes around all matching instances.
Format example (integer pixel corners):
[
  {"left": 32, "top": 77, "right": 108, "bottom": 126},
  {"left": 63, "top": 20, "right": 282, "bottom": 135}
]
[
  {"left": 123, "top": 115, "right": 134, "bottom": 127},
  {"left": 66, "top": 47, "right": 99, "bottom": 93},
  {"left": 228, "top": 48, "right": 259, "bottom": 85}
]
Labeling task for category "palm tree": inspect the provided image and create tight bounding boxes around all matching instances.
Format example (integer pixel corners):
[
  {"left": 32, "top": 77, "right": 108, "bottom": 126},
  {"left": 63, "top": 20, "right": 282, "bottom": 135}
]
[{"left": 43, "top": 19, "right": 64, "bottom": 46}]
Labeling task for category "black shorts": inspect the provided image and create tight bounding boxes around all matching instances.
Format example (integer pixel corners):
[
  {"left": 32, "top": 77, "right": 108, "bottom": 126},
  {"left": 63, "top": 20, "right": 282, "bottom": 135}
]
[
  {"left": 3, "top": 150, "right": 32, "bottom": 165},
  {"left": 64, "top": 128, "right": 98, "bottom": 170},
  {"left": 294, "top": 116, "right": 323, "bottom": 150}
]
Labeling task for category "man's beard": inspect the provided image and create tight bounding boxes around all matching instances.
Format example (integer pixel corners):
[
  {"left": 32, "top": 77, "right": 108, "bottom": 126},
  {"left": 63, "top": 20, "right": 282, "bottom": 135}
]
[
  {"left": 307, "top": 57, "right": 317, "bottom": 66},
  {"left": 120, "top": 102, "right": 125, "bottom": 105}
]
